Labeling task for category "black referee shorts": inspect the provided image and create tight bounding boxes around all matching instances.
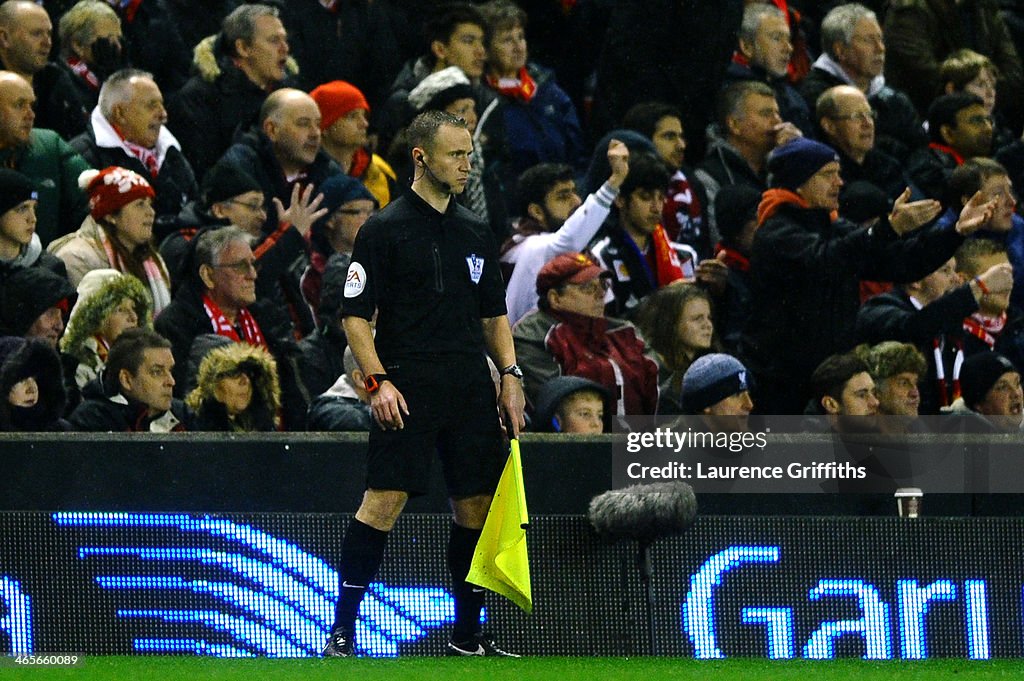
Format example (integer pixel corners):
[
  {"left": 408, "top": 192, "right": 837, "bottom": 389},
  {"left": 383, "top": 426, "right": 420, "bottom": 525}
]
[{"left": 366, "top": 355, "right": 506, "bottom": 497}]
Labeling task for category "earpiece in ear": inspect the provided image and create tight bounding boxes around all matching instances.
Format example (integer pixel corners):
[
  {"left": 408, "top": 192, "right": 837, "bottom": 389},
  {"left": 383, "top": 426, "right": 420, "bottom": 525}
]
[
  {"left": 551, "top": 416, "right": 561, "bottom": 432},
  {"left": 416, "top": 154, "right": 425, "bottom": 166}
]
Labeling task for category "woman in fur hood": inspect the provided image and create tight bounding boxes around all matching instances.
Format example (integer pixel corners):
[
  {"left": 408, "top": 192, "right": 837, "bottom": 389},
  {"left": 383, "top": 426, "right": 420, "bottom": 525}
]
[
  {"left": 187, "top": 341, "right": 281, "bottom": 432},
  {"left": 60, "top": 269, "right": 152, "bottom": 390}
]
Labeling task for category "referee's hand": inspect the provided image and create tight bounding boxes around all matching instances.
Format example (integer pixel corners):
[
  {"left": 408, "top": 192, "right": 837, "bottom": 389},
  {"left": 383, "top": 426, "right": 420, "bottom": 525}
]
[
  {"left": 498, "top": 375, "right": 526, "bottom": 438},
  {"left": 371, "top": 382, "right": 409, "bottom": 430}
]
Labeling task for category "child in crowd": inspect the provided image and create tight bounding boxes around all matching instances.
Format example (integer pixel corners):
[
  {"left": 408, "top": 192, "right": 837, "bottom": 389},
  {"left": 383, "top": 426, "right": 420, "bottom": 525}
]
[{"left": 532, "top": 375, "right": 608, "bottom": 434}]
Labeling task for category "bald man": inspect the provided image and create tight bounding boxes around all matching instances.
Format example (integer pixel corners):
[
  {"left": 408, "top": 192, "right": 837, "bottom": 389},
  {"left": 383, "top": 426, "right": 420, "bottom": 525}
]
[
  {"left": 217, "top": 87, "right": 339, "bottom": 338},
  {"left": 0, "top": 71, "right": 90, "bottom": 246},
  {"left": 0, "top": 1, "right": 87, "bottom": 139}
]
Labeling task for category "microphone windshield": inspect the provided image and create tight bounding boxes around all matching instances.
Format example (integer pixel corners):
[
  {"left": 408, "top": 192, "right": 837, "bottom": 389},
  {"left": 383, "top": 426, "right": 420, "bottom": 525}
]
[{"left": 588, "top": 481, "right": 697, "bottom": 543}]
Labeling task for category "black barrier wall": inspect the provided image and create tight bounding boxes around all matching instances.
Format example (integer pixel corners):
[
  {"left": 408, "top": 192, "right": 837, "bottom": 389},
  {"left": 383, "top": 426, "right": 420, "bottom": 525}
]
[
  {"left": 2, "top": 434, "right": 1022, "bottom": 516},
  {"left": 2, "top": 513, "right": 1024, "bottom": 658}
]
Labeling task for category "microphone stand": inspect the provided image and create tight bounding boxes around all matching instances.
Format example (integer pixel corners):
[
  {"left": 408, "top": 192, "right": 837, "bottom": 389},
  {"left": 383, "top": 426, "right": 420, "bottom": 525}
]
[{"left": 637, "top": 538, "right": 657, "bottom": 656}]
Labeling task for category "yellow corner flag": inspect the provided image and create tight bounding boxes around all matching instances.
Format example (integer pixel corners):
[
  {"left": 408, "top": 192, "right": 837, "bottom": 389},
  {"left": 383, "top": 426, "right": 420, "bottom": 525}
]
[{"left": 466, "top": 438, "right": 533, "bottom": 613}]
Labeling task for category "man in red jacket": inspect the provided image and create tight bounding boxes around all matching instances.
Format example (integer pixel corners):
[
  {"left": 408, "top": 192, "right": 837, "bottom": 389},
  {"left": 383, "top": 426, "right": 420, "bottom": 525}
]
[{"left": 513, "top": 252, "right": 659, "bottom": 417}]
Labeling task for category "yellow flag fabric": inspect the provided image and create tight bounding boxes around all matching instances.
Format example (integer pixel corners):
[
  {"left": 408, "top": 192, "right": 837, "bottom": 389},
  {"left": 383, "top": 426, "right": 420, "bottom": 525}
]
[{"left": 466, "top": 439, "right": 533, "bottom": 613}]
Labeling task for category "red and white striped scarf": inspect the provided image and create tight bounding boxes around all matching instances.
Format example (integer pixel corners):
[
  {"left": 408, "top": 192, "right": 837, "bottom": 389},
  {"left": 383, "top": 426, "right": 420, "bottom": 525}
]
[
  {"left": 202, "top": 294, "right": 267, "bottom": 348},
  {"left": 963, "top": 311, "right": 1007, "bottom": 349},
  {"left": 99, "top": 229, "right": 171, "bottom": 313},
  {"left": 67, "top": 56, "right": 101, "bottom": 91}
]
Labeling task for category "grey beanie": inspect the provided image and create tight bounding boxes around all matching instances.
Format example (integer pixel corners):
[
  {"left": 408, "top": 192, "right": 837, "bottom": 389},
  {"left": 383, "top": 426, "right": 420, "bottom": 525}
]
[{"left": 681, "top": 353, "right": 750, "bottom": 414}]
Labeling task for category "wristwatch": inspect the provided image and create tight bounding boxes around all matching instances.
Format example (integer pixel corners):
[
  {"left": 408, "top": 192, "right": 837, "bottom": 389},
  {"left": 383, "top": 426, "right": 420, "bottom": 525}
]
[
  {"left": 500, "top": 364, "right": 524, "bottom": 380},
  {"left": 364, "top": 373, "right": 390, "bottom": 394}
]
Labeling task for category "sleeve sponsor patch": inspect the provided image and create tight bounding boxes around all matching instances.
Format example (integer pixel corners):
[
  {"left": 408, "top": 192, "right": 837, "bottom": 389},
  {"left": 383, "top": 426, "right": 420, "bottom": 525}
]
[{"left": 344, "top": 262, "right": 367, "bottom": 298}]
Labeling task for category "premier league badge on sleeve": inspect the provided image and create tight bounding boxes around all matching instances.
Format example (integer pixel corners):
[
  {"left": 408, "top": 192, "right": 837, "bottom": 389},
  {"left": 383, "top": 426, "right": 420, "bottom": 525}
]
[{"left": 466, "top": 253, "right": 484, "bottom": 284}]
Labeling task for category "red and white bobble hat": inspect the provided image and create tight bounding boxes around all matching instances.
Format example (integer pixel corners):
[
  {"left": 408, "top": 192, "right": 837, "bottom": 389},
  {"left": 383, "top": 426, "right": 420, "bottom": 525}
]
[{"left": 79, "top": 167, "right": 155, "bottom": 220}]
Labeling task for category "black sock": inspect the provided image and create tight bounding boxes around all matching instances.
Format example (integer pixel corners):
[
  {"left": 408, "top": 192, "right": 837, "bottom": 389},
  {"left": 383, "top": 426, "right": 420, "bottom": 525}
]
[
  {"left": 333, "top": 518, "right": 389, "bottom": 632},
  {"left": 449, "top": 522, "right": 484, "bottom": 642}
]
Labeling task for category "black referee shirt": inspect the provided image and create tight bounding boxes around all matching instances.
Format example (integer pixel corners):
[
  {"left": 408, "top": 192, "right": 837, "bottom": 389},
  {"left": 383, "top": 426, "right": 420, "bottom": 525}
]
[{"left": 342, "top": 189, "right": 507, "bottom": 362}]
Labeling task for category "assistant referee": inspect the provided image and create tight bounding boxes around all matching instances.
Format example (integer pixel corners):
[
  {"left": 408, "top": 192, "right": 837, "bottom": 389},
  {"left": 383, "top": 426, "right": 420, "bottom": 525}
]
[{"left": 323, "top": 110, "right": 527, "bottom": 658}]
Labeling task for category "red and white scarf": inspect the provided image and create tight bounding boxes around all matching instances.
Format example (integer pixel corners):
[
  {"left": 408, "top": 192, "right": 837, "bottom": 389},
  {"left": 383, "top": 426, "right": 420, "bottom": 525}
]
[
  {"left": 99, "top": 228, "right": 171, "bottom": 313},
  {"left": 963, "top": 311, "right": 1007, "bottom": 349},
  {"left": 910, "top": 295, "right": 964, "bottom": 408},
  {"left": 121, "top": 137, "right": 160, "bottom": 177},
  {"left": 649, "top": 224, "right": 686, "bottom": 286},
  {"left": 487, "top": 67, "right": 537, "bottom": 103},
  {"left": 202, "top": 294, "right": 267, "bottom": 348},
  {"left": 67, "top": 56, "right": 101, "bottom": 91}
]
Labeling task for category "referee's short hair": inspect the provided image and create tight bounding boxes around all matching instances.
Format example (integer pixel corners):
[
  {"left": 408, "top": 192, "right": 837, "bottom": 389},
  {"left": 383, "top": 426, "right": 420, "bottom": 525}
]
[{"left": 407, "top": 110, "right": 468, "bottom": 155}]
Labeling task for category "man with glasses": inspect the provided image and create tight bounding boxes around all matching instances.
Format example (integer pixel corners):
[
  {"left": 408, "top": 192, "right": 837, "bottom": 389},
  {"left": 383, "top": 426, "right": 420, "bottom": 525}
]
[
  {"left": 513, "top": 252, "right": 659, "bottom": 417},
  {"left": 909, "top": 93, "right": 995, "bottom": 201},
  {"left": 155, "top": 224, "right": 316, "bottom": 430},
  {"left": 155, "top": 226, "right": 265, "bottom": 396},
  {"left": 800, "top": 3, "right": 925, "bottom": 164},
  {"left": 816, "top": 85, "right": 914, "bottom": 204}
]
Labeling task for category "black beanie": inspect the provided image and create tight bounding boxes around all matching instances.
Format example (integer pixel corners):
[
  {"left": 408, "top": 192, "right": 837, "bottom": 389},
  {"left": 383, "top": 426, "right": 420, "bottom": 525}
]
[
  {"left": 201, "top": 162, "right": 263, "bottom": 208},
  {"left": 961, "top": 352, "right": 1018, "bottom": 410},
  {"left": 715, "top": 185, "right": 762, "bottom": 246},
  {"left": 0, "top": 169, "right": 38, "bottom": 217}
]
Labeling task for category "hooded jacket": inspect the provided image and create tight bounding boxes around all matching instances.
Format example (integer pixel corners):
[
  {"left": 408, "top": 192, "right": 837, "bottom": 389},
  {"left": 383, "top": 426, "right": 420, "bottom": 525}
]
[
  {"left": 60, "top": 270, "right": 152, "bottom": 389},
  {"left": 186, "top": 340, "right": 280, "bottom": 432},
  {"left": 0, "top": 264, "right": 76, "bottom": 338},
  {"left": 166, "top": 34, "right": 300, "bottom": 177},
  {"left": 0, "top": 337, "right": 70, "bottom": 432}
]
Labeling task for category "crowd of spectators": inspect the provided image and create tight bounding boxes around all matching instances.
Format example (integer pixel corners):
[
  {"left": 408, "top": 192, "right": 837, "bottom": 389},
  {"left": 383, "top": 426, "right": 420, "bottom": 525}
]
[{"left": 1, "top": 0, "right": 1024, "bottom": 433}]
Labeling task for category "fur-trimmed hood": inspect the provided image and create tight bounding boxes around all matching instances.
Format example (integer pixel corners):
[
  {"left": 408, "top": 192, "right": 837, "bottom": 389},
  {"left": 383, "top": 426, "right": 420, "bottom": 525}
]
[
  {"left": 186, "top": 340, "right": 281, "bottom": 430},
  {"left": 61, "top": 269, "right": 153, "bottom": 363},
  {"left": 192, "top": 33, "right": 299, "bottom": 84},
  {"left": 0, "top": 336, "right": 68, "bottom": 431}
]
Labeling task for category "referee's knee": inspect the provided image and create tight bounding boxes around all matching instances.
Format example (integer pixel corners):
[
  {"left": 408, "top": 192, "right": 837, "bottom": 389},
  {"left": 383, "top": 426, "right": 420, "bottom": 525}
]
[
  {"left": 355, "top": 489, "right": 408, "bottom": 531},
  {"left": 450, "top": 494, "right": 493, "bottom": 529}
]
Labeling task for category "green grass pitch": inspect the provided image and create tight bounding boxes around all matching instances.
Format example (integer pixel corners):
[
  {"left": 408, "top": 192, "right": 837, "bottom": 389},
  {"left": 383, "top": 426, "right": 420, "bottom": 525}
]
[{"left": 4, "top": 657, "right": 1024, "bottom": 680}]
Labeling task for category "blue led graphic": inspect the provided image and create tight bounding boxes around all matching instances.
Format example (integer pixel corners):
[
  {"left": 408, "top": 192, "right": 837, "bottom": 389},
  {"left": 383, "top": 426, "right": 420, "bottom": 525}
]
[
  {"left": 0, "top": 577, "right": 33, "bottom": 654},
  {"left": 683, "top": 545, "right": 781, "bottom": 659},
  {"left": 740, "top": 607, "right": 795, "bottom": 658},
  {"left": 51, "top": 512, "right": 456, "bottom": 657},
  {"left": 803, "top": 579, "right": 892, "bottom": 659},
  {"left": 683, "top": 548, "right": 994, "bottom": 659},
  {"left": 965, "top": 580, "right": 990, "bottom": 659},
  {"left": 897, "top": 579, "right": 957, "bottom": 659}
]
